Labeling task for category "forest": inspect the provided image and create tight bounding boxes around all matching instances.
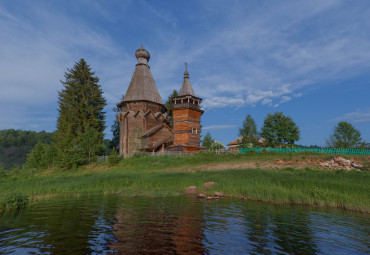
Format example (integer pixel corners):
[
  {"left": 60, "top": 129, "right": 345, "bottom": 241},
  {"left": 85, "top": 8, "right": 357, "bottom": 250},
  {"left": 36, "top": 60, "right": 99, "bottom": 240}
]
[{"left": 0, "top": 129, "right": 53, "bottom": 169}]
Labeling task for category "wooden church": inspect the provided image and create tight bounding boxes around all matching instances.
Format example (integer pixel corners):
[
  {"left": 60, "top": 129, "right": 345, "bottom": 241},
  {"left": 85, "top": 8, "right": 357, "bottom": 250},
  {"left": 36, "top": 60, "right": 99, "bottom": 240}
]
[{"left": 116, "top": 45, "right": 204, "bottom": 157}]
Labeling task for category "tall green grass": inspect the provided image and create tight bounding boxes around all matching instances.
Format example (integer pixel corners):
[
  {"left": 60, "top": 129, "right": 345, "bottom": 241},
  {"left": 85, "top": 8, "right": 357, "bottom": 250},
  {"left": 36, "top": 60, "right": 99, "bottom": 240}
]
[{"left": 1, "top": 152, "right": 369, "bottom": 213}]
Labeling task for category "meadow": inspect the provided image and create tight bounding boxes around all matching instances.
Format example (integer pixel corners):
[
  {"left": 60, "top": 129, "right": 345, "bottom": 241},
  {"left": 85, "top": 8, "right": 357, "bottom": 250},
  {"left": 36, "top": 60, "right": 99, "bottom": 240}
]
[{"left": 1, "top": 152, "right": 369, "bottom": 213}]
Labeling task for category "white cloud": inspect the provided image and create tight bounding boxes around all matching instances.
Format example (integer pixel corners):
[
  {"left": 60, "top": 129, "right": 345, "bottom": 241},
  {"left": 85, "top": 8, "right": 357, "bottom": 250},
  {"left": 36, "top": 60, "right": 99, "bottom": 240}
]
[
  {"left": 332, "top": 110, "right": 370, "bottom": 123},
  {"left": 1, "top": 0, "right": 370, "bottom": 135},
  {"left": 0, "top": 2, "right": 128, "bottom": 131},
  {"left": 202, "top": 97, "right": 245, "bottom": 109},
  {"left": 203, "top": 125, "right": 237, "bottom": 130},
  {"left": 261, "top": 98, "right": 272, "bottom": 106},
  {"left": 280, "top": 96, "right": 291, "bottom": 103},
  {"left": 164, "top": 0, "right": 370, "bottom": 109}
]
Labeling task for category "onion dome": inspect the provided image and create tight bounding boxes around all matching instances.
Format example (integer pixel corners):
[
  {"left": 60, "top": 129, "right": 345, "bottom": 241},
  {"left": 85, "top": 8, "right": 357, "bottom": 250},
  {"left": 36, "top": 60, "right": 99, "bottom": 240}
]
[{"left": 135, "top": 44, "right": 150, "bottom": 65}]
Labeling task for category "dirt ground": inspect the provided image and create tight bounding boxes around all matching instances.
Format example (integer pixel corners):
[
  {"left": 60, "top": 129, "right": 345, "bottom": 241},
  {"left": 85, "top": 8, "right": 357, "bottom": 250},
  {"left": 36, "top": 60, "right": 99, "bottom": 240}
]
[{"left": 193, "top": 156, "right": 370, "bottom": 172}]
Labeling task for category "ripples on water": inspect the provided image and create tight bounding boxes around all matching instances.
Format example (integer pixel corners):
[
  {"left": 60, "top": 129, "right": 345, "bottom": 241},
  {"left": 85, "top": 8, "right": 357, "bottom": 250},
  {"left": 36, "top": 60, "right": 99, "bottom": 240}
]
[{"left": 0, "top": 195, "right": 369, "bottom": 254}]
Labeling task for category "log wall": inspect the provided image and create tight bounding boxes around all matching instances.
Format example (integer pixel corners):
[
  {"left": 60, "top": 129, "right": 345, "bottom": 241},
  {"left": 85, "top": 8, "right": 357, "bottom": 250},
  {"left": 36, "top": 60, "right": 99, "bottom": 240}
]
[
  {"left": 119, "top": 101, "right": 167, "bottom": 157},
  {"left": 172, "top": 108, "right": 202, "bottom": 148}
]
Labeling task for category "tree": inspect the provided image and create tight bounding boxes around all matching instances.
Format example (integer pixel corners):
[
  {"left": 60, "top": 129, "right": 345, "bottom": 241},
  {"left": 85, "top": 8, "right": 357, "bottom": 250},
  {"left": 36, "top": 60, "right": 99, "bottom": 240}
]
[
  {"left": 261, "top": 112, "right": 300, "bottom": 147},
  {"left": 107, "top": 147, "right": 120, "bottom": 166},
  {"left": 24, "top": 142, "right": 57, "bottom": 170},
  {"left": 202, "top": 132, "right": 214, "bottom": 150},
  {"left": 239, "top": 114, "right": 259, "bottom": 147},
  {"left": 111, "top": 94, "right": 125, "bottom": 151},
  {"left": 210, "top": 140, "right": 226, "bottom": 151},
  {"left": 43, "top": 143, "right": 57, "bottom": 168},
  {"left": 164, "top": 90, "right": 178, "bottom": 128},
  {"left": 326, "top": 121, "right": 362, "bottom": 148},
  {"left": 55, "top": 59, "right": 107, "bottom": 168},
  {"left": 78, "top": 126, "right": 104, "bottom": 163},
  {"left": 24, "top": 141, "right": 46, "bottom": 170}
]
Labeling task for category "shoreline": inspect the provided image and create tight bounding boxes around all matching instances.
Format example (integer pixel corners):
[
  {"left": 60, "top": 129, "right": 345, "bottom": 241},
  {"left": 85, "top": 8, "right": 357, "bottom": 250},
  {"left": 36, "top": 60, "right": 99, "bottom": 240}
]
[{"left": 1, "top": 152, "right": 369, "bottom": 213}]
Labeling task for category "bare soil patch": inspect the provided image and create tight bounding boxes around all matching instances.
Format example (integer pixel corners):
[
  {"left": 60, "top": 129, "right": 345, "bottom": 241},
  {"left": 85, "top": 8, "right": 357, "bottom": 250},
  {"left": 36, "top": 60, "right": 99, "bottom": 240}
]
[{"left": 194, "top": 156, "right": 370, "bottom": 172}]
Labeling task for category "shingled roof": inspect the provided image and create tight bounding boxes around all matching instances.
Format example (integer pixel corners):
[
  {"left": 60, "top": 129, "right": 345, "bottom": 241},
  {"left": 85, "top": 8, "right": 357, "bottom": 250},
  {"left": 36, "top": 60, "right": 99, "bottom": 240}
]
[
  {"left": 122, "top": 45, "right": 164, "bottom": 105},
  {"left": 178, "top": 63, "right": 195, "bottom": 97}
]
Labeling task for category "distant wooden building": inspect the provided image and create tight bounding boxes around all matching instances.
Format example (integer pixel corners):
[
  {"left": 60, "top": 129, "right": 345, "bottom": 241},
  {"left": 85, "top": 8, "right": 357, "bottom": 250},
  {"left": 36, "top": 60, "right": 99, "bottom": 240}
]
[
  {"left": 117, "top": 46, "right": 203, "bottom": 156},
  {"left": 227, "top": 137, "right": 266, "bottom": 152},
  {"left": 227, "top": 137, "right": 242, "bottom": 152}
]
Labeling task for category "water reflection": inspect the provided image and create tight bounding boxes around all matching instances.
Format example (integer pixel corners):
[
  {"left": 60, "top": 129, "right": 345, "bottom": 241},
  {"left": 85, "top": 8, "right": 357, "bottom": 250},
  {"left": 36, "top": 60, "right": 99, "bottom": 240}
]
[
  {"left": 0, "top": 196, "right": 369, "bottom": 254},
  {"left": 109, "top": 195, "right": 206, "bottom": 254}
]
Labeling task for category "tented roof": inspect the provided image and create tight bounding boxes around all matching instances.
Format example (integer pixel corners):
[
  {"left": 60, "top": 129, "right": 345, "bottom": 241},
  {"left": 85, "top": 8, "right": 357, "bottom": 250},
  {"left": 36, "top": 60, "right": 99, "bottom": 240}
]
[
  {"left": 122, "top": 46, "right": 163, "bottom": 105},
  {"left": 178, "top": 65, "right": 195, "bottom": 97}
]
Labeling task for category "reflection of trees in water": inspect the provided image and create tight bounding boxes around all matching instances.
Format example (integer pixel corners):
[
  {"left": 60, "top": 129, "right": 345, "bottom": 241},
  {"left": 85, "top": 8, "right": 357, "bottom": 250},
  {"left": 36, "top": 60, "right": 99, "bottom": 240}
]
[
  {"left": 271, "top": 206, "right": 318, "bottom": 255},
  {"left": 0, "top": 196, "right": 118, "bottom": 254},
  {"left": 243, "top": 207, "right": 271, "bottom": 255},
  {"left": 359, "top": 219, "right": 370, "bottom": 251},
  {"left": 240, "top": 202, "right": 318, "bottom": 254},
  {"left": 110, "top": 196, "right": 206, "bottom": 254},
  {"left": 2, "top": 197, "right": 369, "bottom": 254},
  {"left": 332, "top": 211, "right": 370, "bottom": 252},
  {"left": 310, "top": 209, "right": 370, "bottom": 253}
]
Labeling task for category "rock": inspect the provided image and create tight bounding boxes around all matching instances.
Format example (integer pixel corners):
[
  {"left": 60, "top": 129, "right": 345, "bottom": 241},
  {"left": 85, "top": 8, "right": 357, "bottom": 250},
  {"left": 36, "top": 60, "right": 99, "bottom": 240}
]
[
  {"left": 214, "top": 192, "right": 224, "bottom": 197},
  {"left": 213, "top": 196, "right": 220, "bottom": 199},
  {"left": 185, "top": 186, "right": 197, "bottom": 194},
  {"left": 206, "top": 197, "right": 214, "bottom": 200},
  {"left": 352, "top": 163, "right": 363, "bottom": 168},
  {"left": 204, "top": 182, "right": 218, "bottom": 189},
  {"left": 197, "top": 193, "right": 206, "bottom": 198},
  {"left": 343, "top": 160, "right": 351, "bottom": 167},
  {"left": 319, "top": 162, "right": 328, "bottom": 167},
  {"left": 333, "top": 156, "right": 346, "bottom": 164},
  {"left": 318, "top": 156, "right": 363, "bottom": 171}
]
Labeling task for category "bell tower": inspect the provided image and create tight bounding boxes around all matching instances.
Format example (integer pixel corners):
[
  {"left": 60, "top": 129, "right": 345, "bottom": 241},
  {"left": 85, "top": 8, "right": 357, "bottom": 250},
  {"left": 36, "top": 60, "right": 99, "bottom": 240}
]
[{"left": 169, "top": 64, "right": 204, "bottom": 151}]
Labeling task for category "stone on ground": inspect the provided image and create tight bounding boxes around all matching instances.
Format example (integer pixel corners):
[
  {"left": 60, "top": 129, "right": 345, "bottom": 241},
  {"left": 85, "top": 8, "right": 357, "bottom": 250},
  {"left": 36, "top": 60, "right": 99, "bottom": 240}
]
[
  {"left": 214, "top": 192, "right": 224, "bottom": 197},
  {"left": 185, "top": 186, "right": 197, "bottom": 194},
  {"left": 204, "top": 182, "right": 218, "bottom": 189}
]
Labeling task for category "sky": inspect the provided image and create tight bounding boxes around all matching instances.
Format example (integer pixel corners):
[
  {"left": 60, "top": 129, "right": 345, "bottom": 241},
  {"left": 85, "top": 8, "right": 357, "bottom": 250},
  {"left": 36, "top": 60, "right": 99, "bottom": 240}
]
[{"left": 0, "top": 0, "right": 369, "bottom": 147}]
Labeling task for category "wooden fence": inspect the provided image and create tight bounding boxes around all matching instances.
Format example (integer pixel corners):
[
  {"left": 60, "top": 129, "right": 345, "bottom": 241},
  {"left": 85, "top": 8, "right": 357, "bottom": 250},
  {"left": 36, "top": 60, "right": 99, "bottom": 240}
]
[{"left": 239, "top": 147, "right": 370, "bottom": 155}]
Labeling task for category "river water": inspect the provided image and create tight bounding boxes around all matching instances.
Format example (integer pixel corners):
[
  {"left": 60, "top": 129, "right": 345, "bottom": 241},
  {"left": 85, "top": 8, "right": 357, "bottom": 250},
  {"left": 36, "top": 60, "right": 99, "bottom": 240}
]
[{"left": 0, "top": 195, "right": 369, "bottom": 254}]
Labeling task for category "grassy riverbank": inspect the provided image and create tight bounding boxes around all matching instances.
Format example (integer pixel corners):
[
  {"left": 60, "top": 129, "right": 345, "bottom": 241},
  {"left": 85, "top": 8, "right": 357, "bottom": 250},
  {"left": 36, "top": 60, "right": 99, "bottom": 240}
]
[{"left": 1, "top": 152, "right": 369, "bottom": 213}]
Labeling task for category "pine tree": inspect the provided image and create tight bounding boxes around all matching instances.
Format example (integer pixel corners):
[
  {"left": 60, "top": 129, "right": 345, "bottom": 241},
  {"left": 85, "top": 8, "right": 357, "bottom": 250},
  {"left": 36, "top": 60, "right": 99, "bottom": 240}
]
[
  {"left": 164, "top": 90, "right": 178, "bottom": 128},
  {"left": 202, "top": 132, "right": 214, "bottom": 150},
  {"left": 78, "top": 126, "right": 103, "bottom": 163},
  {"left": 239, "top": 114, "right": 259, "bottom": 147},
  {"left": 111, "top": 94, "right": 125, "bottom": 151},
  {"left": 55, "top": 59, "right": 106, "bottom": 168}
]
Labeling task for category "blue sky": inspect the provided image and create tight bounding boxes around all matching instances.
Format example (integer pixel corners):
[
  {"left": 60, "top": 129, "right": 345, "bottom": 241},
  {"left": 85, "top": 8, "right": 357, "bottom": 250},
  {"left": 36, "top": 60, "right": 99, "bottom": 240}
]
[{"left": 0, "top": 0, "right": 369, "bottom": 147}]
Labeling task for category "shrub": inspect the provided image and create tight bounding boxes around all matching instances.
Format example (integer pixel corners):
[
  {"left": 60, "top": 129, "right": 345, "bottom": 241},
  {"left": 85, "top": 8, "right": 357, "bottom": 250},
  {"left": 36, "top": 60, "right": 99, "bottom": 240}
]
[
  {"left": 210, "top": 140, "right": 226, "bottom": 151},
  {"left": 108, "top": 147, "right": 121, "bottom": 166},
  {"left": 58, "top": 145, "right": 86, "bottom": 169},
  {"left": 1, "top": 192, "right": 29, "bottom": 211}
]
